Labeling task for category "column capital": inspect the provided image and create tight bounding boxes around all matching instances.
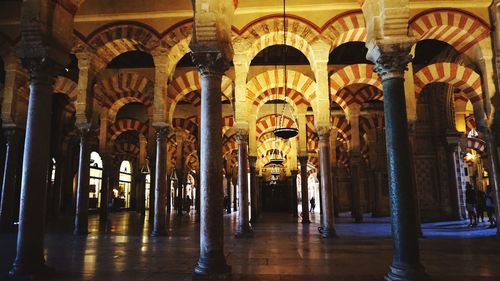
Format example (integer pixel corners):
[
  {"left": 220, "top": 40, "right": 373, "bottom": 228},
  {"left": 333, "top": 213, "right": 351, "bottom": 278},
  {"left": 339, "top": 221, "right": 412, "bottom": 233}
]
[
  {"left": 236, "top": 130, "right": 249, "bottom": 143},
  {"left": 191, "top": 51, "right": 230, "bottom": 77},
  {"left": 154, "top": 126, "right": 169, "bottom": 141},
  {"left": 316, "top": 126, "right": 331, "bottom": 141},
  {"left": 298, "top": 155, "right": 308, "bottom": 165},
  {"left": 367, "top": 38, "right": 416, "bottom": 80},
  {"left": 248, "top": 156, "right": 257, "bottom": 169},
  {"left": 22, "top": 57, "right": 60, "bottom": 83}
]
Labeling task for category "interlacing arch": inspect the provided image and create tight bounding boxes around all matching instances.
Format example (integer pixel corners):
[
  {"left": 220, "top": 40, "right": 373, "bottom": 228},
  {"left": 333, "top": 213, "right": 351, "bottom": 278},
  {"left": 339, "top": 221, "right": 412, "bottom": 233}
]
[
  {"left": 321, "top": 11, "right": 367, "bottom": 50},
  {"left": 409, "top": 9, "right": 490, "bottom": 53},
  {"left": 87, "top": 22, "right": 160, "bottom": 63},
  {"left": 255, "top": 114, "right": 297, "bottom": 136},
  {"left": 330, "top": 64, "right": 382, "bottom": 113},
  {"left": 238, "top": 15, "right": 321, "bottom": 67},
  {"left": 94, "top": 72, "right": 154, "bottom": 121},
  {"left": 108, "top": 118, "right": 148, "bottom": 142},
  {"left": 413, "top": 63, "right": 483, "bottom": 103},
  {"left": 167, "top": 70, "right": 233, "bottom": 122},
  {"left": 247, "top": 69, "right": 317, "bottom": 110}
]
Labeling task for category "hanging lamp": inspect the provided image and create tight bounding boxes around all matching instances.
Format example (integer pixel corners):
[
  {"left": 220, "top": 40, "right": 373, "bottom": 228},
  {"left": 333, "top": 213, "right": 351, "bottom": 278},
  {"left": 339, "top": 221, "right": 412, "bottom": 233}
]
[
  {"left": 140, "top": 157, "right": 151, "bottom": 174},
  {"left": 273, "top": 0, "right": 299, "bottom": 140}
]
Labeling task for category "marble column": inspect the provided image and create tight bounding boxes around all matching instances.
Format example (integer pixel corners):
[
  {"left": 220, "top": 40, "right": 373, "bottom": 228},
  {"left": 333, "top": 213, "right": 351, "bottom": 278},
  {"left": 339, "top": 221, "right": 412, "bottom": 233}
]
[
  {"left": 368, "top": 42, "right": 429, "bottom": 280},
  {"left": 0, "top": 128, "right": 22, "bottom": 232},
  {"left": 298, "top": 155, "right": 310, "bottom": 224},
  {"left": 350, "top": 154, "right": 364, "bottom": 223},
  {"left": 225, "top": 173, "right": 232, "bottom": 214},
  {"left": 232, "top": 175, "right": 238, "bottom": 211},
  {"left": 60, "top": 141, "right": 75, "bottom": 217},
  {"left": 318, "top": 129, "right": 336, "bottom": 237},
  {"left": 99, "top": 153, "right": 112, "bottom": 221},
  {"left": 74, "top": 126, "right": 92, "bottom": 235},
  {"left": 235, "top": 133, "right": 253, "bottom": 237},
  {"left": 151, "top": 126, "right": 168, "bottom": 237},
  {"left": 192, "top": 52, "right": 230, "bottom": 278},
  {"left": 10, "top": 59, "right": 58, "bottom": 278},
  {"left": 290, "top": 170, "right": 299, "bottom": 218},
  {"left": 249, "top": 156, "right": 258, "bottom": 224}
]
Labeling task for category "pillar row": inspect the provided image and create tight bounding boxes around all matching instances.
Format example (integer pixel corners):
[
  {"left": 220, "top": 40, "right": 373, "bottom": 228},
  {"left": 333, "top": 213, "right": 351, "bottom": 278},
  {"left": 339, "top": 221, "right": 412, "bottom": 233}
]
[
  {"left": 318, "top": 128, "right": 337, "bottom": 238},
  {"left": 74, "top": 126, "right": 92, "bottom": 235},
  {"left": 235, "top": 132, "right": 253, "bottom": 237}
]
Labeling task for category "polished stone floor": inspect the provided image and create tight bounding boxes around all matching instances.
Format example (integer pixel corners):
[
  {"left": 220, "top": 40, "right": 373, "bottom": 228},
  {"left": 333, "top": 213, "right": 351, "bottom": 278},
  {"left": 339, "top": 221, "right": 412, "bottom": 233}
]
[{"left": 0, "top": 210, "right": 499, "bottom": 281}]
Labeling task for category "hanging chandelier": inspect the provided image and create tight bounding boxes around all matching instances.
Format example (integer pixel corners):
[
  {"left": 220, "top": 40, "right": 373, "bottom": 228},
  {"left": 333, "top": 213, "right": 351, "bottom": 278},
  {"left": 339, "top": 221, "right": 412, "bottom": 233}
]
[{"left": 273, "top": 0, "right": 299, "bottom": 140}]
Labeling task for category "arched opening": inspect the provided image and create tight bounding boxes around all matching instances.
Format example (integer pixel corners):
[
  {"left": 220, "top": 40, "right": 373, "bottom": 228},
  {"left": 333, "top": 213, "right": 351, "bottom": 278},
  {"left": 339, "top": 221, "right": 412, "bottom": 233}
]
[
  {"left": 106, "top": 50, "right": 155, "bottom": 69},
  {"left": 328, "top": 42, "right": 372, "bottom": 65},
  {"left": 89, "top": 152, "right": 103, "bottom": 210},
  {"left": 116, "top": 160, "right": 133, "bottom": 210}
]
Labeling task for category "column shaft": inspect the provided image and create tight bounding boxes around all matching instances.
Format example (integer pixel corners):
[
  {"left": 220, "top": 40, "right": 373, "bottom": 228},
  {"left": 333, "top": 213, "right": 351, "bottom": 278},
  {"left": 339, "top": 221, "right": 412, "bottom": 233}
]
[
  {"left": 249, "top": 156, "right": 258, "bottom": 224},
  {"left": 74, "top": 128, "right": 91, "bottom": 235},
  {"left": 192, "top": 52, "right": 230, "bottom": 277},
  {"left": 318, "top": 131, "right": 336, "bottom": 237},
  {"left": 291, "top": 170, "right": 299, "bottom": 217},
  {"left": 226, "top": 174, "right": 232, "bottom": 214},
  {"left": 10, "top": 60, "right": 56, "bottom": 277},
  {"left": 235, "top": 134, "right": 253, "bottom": 237},
  {"left": 371, "top": 46, "right": 428, "bottom": 280},
  {"left": 0, "top": 128, "right": 22, "bottom": 232},
  {"left": 299, "top": 156, "right": 310, "bottom": 223},
  {"left": 99, "top": 154, "right": 111, "bottom": 221},
  {"left": 152, "top": 127, "right": 168, "bottom": 236}
]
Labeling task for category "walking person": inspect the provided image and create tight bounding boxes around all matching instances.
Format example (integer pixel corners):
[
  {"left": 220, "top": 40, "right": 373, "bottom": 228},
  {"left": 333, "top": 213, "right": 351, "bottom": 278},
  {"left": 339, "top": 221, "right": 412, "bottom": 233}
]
[
  {"left": 465, "top": 182, "right": 478, "bottom": 227},
  {"left": 309, "top": 197, "right": 316, "bottom": 213},
  {"left": 485, "top": 185, "right": 497, "bottom": 228}
]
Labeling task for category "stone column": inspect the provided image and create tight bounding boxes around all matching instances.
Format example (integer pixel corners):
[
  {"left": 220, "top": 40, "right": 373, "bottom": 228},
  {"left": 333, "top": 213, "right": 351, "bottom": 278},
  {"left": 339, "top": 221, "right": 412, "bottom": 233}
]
[
  {"left": 368, "top": 41, "right": 429, "bottom": 280},
  {"left": 74, "top": 126, "right": 92, "bottom": 235},
  {"left": 249, "top": 155, "right": 258, "bottom": 224},
  {"left": 290, "top": 170, "right": 299, "bottom": 217},
  {"left": 232, "top": 175, "right": 238, "bottom": 211},
  {"left": 225, "top": 173, "right": 232, "bottom": 214},
  {"left": 0, "top": 128, "right": 22, "bottom": 232},
  {"left": 151, "top": 126, "right": 168, "bottom": 237},
  {"left": 317, "top": 128, "right": 337, "bottom": 237},
  {"left": 9, "top": 59, "right": 58, "bottom": 278},
  {"left": 191, "top": 52, "right": 230, "bottom": 278},
  {"left": 235, "top": 132, "right": 253, "bottom": 237},
  {"left": 298, "top": 155, "right": 310, "bottom": 223},
  {"left": 446, "top": 133, "right": 466, "bottom": 220},
  {"left": 350, "top": 155, "right": 364, "bottom": 222},
  {"left": 99, "top": 153, "right": 112, "bottom": 221}
]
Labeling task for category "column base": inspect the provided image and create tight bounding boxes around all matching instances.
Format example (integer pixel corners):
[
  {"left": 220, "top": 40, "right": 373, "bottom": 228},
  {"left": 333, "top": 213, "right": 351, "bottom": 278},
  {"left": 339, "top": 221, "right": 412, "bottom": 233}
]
[
  {"left": 194, "top": 254, "right": 231, "bottom": 280},
  {"left": 151, "top": 228, "right": 168, "bottom": 237},
  {"left": 235, "top": 224, "right": 253, "bottom": 238},
  {"left": 318, "top": 226, "right": 337, "bottom": 238},
  {"left": 385, "top": 264, "right": 430, "bottom": 281},
  {"left": 9, "top": 263, "right": 54, "bottom": 280}
]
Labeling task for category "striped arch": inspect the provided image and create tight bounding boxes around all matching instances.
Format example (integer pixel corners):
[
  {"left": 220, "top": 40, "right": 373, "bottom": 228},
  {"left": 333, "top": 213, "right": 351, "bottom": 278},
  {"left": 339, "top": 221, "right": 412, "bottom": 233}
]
[
  {"left": 222, "top": 116, "right": 234, "bottom": 137},
  {"left": 167, "top": 70, "right": 233, "bottom": 123},
  {"left": 409, "top": 9, "right": 490, "bottom": 53},
  {"left": 255, "top": 114, "right": 297, "bottom": 136},
  {"left": 306, "top": 115, "right": 316, "bottom": 138},
  {"left": 161, "top": 20, "right": 193, "bottom": 76},
  {"left": 223, "top": 137, "right": 237, "bottom": 158},
  {"left": 467, "top": 137, "right": 485, "bottom": 154},
  {"left": 247, "top": 69, "right": 317, "bottom": 109},
  {"left": 239, "top": 16, "right": 321, "bottom": 67},
  {"left": 254, "top": 87, "right": 310, "bottom": 112},
  {"left": 356, "top": 85, "right": 384, "bottom": 103},
  {"left": 185, "top": 153, "right": 199, "bottom": 171},
  {"left": 53, "top": 76, "right": 78, "bottom": 103},
  {"left": 95, "top": 73, "right": 154, "bottom": 120},
  {"left": 115, "top": 142, "right": 140, "bottom": 156},
  {"left": 331, "top": 116, "right": 352, "bottom": 142},
  {"left": 321, "top": 11, "right": 367, "bottom": 50},
  {"left": 258, "top": 139, "right": 291, "bottom": 158},
  {"left": 87, "top": 22, "right": 160, "bottom": 63},
  {"left": 307, "top": 137, "right": 319, "bottom": 153},
  {"left": 109, "top": 119, "right": 148, "bottom": 142},
  {"left": 330, "top": 64, "right": 382, "bottom": 112},
  {"left": 360, "top": 114, "right": 385, "bottom": 135},
  {"left": 465, "top": 115, "right": 476, "bottom": 133},
  {"left": 172, "top": 118, "right": 198, "bottom": 137},
  {"left": 414, "top": 63, "right": 483, "bottom": 103}
]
